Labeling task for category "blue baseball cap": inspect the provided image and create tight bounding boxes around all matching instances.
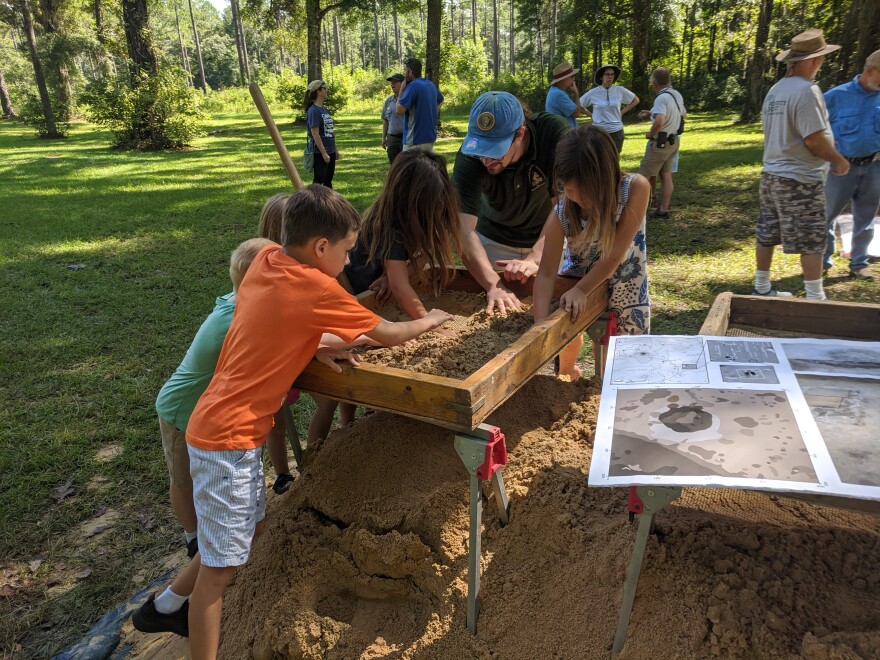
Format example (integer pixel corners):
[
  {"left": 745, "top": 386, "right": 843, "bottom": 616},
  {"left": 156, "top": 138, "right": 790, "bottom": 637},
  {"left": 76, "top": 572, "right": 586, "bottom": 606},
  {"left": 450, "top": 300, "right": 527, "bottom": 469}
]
[{"left": 461, "top": 92, "right": 525, "bottom": 159}]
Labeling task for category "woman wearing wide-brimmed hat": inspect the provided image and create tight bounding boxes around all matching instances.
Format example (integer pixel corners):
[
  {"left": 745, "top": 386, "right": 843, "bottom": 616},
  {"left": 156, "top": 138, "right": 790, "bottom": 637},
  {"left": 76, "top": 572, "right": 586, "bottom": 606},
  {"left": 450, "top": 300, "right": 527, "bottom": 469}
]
[
  {"left": 579, "top": 64, "right": 639, "bottom": 155},
  {"left": 545, "top": 62, "right": 586, "bottom": 128},
  {"left": 304, "top": 79, "right": 338, "bottom": 188}
]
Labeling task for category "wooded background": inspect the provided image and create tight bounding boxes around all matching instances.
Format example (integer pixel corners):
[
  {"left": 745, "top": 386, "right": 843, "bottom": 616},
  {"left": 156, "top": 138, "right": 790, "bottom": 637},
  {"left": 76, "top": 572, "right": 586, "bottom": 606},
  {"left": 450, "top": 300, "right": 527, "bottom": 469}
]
[{"left": 1, "top": 0, "right": 878, "bottom": 142}]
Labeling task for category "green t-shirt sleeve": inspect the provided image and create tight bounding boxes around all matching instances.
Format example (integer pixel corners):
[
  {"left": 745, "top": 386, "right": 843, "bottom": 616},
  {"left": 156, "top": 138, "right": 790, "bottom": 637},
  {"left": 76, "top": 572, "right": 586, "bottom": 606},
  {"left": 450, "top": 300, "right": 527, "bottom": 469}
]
[{"left": 452, "top": 150, "right": 487, "bottom": 217}]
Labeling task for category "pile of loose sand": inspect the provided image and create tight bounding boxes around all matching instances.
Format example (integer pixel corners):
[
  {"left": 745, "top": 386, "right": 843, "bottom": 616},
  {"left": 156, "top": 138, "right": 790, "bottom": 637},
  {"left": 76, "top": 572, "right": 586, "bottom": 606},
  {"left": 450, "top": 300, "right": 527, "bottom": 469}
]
[
  {"left": 359, "top": 291, "right": 535, "bottom": 380},
  {"left": 217, "top": 375, "right": 880, "bottom": 659}
]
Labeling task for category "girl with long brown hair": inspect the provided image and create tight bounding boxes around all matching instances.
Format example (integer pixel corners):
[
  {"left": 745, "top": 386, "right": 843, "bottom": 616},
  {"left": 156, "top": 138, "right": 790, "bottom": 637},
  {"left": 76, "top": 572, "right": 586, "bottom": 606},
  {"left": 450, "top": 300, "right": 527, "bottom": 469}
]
[{"left": 533, "top": 124, "right": 651, "bottom": 380}]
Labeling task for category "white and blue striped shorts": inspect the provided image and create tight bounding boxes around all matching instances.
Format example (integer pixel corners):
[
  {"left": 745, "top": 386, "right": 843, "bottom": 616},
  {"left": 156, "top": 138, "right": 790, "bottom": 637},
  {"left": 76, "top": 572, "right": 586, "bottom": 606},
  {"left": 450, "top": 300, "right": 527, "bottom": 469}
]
[{"left": 188, "top": 445, "right": 266, "bottom": 568}]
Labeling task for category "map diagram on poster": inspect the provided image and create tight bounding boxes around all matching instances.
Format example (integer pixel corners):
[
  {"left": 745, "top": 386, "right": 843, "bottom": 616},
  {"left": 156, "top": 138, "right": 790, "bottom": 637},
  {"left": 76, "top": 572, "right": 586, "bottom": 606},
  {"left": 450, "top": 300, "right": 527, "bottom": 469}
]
[{"left": 589, "top": 335, "right": 880, "bottom": 501}]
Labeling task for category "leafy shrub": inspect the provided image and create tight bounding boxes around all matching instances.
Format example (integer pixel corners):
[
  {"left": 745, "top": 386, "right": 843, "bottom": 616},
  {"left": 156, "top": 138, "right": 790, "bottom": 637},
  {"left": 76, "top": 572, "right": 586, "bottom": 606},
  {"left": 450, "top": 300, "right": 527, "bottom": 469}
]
[
  {"left": 19, "top": 92, "right": 70, "bottom": 138},
  {"left": 83, "top": 66, "right": 204, "bottom": 149}
]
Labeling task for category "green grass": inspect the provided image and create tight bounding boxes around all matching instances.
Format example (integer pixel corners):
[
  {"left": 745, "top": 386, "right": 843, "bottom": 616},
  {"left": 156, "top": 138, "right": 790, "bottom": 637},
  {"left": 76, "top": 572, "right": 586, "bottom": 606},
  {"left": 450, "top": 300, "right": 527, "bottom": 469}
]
[{"left": 1, "top": 109, "right": 878, "bottom": 657}]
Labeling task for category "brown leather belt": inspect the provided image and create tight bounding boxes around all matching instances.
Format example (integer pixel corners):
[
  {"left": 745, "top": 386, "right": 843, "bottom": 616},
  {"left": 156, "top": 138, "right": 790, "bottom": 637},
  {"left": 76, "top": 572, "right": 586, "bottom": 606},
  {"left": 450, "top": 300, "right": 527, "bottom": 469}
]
[{"left": 845, "top": 153, "right": 878, "bottom": 166}]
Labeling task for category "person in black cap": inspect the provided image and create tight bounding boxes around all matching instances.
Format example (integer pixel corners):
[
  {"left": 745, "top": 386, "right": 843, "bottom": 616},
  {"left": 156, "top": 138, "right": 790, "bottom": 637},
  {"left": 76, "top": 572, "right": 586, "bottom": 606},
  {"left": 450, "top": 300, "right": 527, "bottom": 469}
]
[
  {"left": 381, "top": 73, "right": 405, "bottom": 164},
  {"left": 451, "top": 91, "right": 570, "bottom": 313},
  {"left": 579, "top": 64, "right": 639, "bottom": 155}
]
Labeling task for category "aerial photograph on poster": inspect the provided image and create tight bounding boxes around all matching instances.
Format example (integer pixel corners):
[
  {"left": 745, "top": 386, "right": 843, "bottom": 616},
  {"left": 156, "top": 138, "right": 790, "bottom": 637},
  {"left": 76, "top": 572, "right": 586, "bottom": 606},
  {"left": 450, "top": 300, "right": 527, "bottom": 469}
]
[{"left": 782, "top": 341, "right": 880, "bottom": 378}]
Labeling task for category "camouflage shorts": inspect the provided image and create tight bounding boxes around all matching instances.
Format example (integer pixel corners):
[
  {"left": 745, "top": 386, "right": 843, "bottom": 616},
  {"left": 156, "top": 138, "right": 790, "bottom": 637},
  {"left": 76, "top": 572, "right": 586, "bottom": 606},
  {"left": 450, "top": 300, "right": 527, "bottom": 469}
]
[{"left": 757, "top": 173, "right": 826, "bottom": 254}]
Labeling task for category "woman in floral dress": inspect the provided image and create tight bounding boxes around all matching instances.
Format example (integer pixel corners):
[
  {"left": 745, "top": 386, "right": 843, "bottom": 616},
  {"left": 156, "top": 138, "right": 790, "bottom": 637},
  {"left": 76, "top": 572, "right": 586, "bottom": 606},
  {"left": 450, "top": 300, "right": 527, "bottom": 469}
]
[{"left": 533, "top": 124, "right": 650, "bottom": 380}]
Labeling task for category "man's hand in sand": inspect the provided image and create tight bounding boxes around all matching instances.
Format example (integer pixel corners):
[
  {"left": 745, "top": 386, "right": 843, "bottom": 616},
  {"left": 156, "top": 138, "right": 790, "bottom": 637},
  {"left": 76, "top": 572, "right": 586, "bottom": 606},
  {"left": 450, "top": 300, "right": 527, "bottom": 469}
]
[
  {"left": 496, "top": 258, "right": 539, "bottom": 284},
  {"left": 314, "top": 347, "right": 361, "bottom": 373},
  {"left": 485, "top": 281, "right": 522, "bottom": 315}
]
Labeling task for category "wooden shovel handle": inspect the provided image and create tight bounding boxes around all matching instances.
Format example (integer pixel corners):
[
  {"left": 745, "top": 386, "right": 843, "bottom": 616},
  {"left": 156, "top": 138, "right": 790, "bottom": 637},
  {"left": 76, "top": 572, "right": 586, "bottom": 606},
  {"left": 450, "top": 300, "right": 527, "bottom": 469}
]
[{"left": 249, "top": 82, "right": 305, "bottom": 190}]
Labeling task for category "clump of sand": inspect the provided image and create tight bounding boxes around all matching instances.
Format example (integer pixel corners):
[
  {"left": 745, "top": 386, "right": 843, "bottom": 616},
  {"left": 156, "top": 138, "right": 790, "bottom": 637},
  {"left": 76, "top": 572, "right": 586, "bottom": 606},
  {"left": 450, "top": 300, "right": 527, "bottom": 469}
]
[
  {"left": 360, "top": 291, "right": 535, "bottom": 380},
  {"left": 218, "top": 375, "right": 880, "bottom": 659}
]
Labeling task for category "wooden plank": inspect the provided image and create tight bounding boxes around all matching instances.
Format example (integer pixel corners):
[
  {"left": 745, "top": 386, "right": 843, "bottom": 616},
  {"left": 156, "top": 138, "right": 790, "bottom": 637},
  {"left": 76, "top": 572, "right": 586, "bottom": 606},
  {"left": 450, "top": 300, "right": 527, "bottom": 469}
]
[
  {"left": 698, "top": 292, "right": 732, "bottom": 336},
  {"left": 462, "top": 286, "right": 609, "bottom": 422},
  {"left": 728, "top": 295, "right": 880, "bottom": 340},
  {"left": 294, "top": 360, "right": 471, "bottom": 429}
]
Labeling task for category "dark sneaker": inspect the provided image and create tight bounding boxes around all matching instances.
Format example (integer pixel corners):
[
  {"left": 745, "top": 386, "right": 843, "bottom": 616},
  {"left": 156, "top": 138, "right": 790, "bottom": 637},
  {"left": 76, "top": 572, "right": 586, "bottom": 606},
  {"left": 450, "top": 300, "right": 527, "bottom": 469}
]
[
  {"left": 132, "top": 593, "right": 189, "bottom": 637},
  {"left": 186, "top": 537, "right": 198, "bottom": 559},
  {"left": 272, "top": 473, "right": 294, "bottom": 495},
  {"left": 849, "top": 268, "right": 874, "bottom": 280}
]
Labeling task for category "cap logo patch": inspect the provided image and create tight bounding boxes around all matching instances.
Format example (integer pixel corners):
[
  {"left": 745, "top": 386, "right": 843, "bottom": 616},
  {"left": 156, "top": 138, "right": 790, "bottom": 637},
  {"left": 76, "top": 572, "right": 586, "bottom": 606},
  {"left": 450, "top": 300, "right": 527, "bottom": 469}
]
[
  {"left": 466, "top": 138, "right": 479, "bottom": 149},
  {"left": 477, "top": 112, "right": 495, "bottom": 131}
]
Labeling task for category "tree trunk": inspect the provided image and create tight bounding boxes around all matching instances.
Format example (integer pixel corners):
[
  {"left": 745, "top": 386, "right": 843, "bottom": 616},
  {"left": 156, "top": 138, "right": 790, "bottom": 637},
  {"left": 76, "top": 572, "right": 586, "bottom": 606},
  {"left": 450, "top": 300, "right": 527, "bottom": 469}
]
[
  {"left": 536, "top": 12, "right": 544, "bottom": 84},
  {"left": 373, "top": 1, "right": 381, "bottom": 70},
  {"left": 549, "top": 0, "right": 556, "bottom": 72},
  {"left": 426, "top": 0, "right": 441, "bottom": 85},
  {"left": 855, "top": 0, "right": 880, "bottom": 75},
  {"left": 393, "top": 7, "right": 400, "bottom": 63},
  {"left": 187, "top": 0, "right": 207, "bottom": 92},
  {"left": 230, "top": 0, "right": 248, "bottom": 84},
  {"left": 36, "top": 0, "right": 73, "bottom": 109},
  {"left": 174, "top": 3, "right": 192, "bottom": 84},
  {"left": 707, "top": 20, "right": 716, "bottom": 73},
  {"left": 492, "top": 0, "right": 499, "bottom": 80},
  {"left": 471, "top": 0, "right": 476, "bottom": 43},
  {"left": 333, "top": 15, "right": 342, "bottom": 65},
  {"left": 306, "top": 0, "right": 322, "bottom": 79},
  {"left": 450, "top": 0, "right": 456, "bottom": 44},
  {"left": 0, "top": 69, "right": 17, "bottom": 118},
  {"left": 686, "top": 2, "right": 695, "bottom": 81},
  {"left": 508, "top": 0, "right": 514, "bottom": 74},
  {"left": 631, "top": 0, "right": 651, "bottom": 102},
  {"left": 18, "top": 0, "right": 59, "bottom": 136},
  {"left": 121, "top": 0, "right": 157, "bottom": 80},
  {"left": 740, "top": 0, "right": 773, "bottom": 122}
]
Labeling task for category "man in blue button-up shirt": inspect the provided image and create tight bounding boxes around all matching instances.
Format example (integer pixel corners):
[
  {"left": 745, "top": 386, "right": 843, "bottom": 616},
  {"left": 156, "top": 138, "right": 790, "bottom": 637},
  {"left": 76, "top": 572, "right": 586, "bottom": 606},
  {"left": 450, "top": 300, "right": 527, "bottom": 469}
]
[{"left": 824, "top": 49, "right": 880, "bottom": 280}]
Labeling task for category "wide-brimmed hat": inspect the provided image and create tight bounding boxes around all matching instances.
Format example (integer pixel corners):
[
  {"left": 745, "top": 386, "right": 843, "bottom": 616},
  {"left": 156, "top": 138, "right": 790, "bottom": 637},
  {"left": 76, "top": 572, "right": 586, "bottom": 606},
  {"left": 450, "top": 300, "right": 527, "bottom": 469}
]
[
  {"left": 775, "top": 29, "right": 840, "bottom": 63},
  {"left": 550, "top": 62, "right": 579, "bottom": 85},
  {"left": 594, "top": 64, "right": 621, "bottom": 85},
  {"left": 386, "top": 73, "right": 405, "bottom": 82},
  {"left": 460, "top": 92, "right": 525, "bottom": 160},
  {"left": 307, "top": 79, "right": 326, "bottom": 92}
]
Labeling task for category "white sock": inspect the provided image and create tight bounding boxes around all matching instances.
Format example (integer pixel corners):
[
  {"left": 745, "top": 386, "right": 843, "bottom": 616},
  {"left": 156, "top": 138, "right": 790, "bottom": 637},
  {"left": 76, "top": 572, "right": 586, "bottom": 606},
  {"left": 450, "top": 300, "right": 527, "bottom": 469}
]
[
  {"left": 184, "top": 530, "right": 197, "bottom": 543},
  {"left": 753, "top": 270, "right": 771, "bottom": 294},
  {"left": 154, "top": 587, "right": 188, "bottom": 614},
  {"left": 804, "top": 278, "right": 826, "bottom": 300}
]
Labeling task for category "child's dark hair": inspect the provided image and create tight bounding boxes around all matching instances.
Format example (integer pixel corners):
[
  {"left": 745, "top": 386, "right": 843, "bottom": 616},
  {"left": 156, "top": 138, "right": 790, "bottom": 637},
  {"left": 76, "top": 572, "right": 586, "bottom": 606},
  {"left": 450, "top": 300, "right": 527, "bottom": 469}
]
[
  {"left": 362, "top": 150, "right": 462, "bottom": 293},
  {"left": 282, "top": 184, "right": 360, "bottom": 247},
  {"left": 554, "top": 124, "right": 621, "bottom": 256}
]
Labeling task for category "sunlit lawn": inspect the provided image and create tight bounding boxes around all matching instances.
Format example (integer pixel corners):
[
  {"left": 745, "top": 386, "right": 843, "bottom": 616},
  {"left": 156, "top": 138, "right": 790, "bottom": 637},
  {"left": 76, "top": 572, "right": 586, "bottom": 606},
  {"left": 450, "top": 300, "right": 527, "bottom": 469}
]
[{"left": 1, "top": 108, "right": 877, "bottom": 656}]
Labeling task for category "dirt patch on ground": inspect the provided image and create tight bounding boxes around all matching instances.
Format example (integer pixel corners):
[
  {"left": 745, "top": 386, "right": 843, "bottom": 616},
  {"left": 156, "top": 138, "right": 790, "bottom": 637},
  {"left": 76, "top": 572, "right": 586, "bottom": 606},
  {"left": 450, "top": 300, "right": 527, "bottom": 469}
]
[
  {"left": 212, "top": 375, "right": 880, "bottom": 659},
  {"left": 360, "top": 291, "right": 536, "bottom": 380}
]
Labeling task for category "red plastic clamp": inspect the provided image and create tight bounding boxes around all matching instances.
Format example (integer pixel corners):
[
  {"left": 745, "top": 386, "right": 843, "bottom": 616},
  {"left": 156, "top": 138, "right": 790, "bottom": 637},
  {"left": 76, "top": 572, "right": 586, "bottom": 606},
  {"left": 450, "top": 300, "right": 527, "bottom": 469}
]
[
  {"left": 476, "top": 427, "right": 508, "bottom": 480},
  {"left": 627, "top": 486, "right": 644, "bottom": 514},
  {"left": 601, "top": 311, "right": 619, "bottom": 346}
]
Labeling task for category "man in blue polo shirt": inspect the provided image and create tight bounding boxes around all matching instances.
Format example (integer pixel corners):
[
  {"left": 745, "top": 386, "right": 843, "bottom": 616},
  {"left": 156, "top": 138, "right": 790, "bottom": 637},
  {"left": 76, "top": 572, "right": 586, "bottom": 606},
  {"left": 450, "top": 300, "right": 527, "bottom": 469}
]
[
  {"left": 545, "top": 61, "right": 585, "bottom": 128},
  {"left": 396, "top": 57, "right": 444, "bottom": 152},
  {"left": 823, "top": 48, "right": 880, "bottom": 280}
]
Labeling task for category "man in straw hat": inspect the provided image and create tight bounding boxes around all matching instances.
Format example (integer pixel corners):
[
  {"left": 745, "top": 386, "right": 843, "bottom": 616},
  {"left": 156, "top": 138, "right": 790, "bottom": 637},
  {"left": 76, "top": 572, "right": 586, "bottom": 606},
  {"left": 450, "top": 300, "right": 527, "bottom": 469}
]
[
  {"left": 452, "top": 91, "right": 570, "bottom": 313},
  {"left": 753, "top": 28, "right": 849, "bottom": 299},
  {"left": 545, "top": 62, "right": 586, "bottom": 128},
  {"left": 822, "top": 48, "right": 880, "bottom": 280},
  {"left": 580, "top": 64, "right": 640, "bottom": 154}
]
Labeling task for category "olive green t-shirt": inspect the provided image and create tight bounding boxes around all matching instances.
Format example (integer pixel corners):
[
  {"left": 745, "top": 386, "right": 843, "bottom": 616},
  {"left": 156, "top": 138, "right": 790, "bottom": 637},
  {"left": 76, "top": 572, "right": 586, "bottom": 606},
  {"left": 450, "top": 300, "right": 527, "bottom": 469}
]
[{"left": 452, "top": 112, "right": 571, "bottom": 248}]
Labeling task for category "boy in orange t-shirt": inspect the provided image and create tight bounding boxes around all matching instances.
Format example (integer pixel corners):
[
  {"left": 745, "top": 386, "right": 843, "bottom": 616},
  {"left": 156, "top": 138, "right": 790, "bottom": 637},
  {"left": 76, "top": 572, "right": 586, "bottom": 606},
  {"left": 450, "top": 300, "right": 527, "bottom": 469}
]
[{"left": 132, "top": 185, "right": 453, "bottom": 657}]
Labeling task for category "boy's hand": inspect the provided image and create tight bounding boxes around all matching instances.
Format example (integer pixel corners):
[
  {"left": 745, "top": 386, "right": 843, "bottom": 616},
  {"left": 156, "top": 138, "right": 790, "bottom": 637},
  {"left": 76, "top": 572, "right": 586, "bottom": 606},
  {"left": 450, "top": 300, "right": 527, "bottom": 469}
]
[
  {"left": 424, "top": 308, "right": 454, "bottom": 329},
  {"left": 314, "top": 347, "right": 361, "bottom": 373}
]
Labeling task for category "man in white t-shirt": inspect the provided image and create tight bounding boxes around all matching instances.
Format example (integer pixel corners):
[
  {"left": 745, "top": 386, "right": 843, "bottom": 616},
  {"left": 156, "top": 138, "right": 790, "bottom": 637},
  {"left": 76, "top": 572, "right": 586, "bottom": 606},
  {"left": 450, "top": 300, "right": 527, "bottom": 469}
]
[
  {"left": 580, "top": 64, "right": 639, "bottom": 155},
  {"left": 754, "top": 28, "right": 849, "bottom": 300},
  {"left": 637, "top": 67, "right": 686, "bottom": 218}
]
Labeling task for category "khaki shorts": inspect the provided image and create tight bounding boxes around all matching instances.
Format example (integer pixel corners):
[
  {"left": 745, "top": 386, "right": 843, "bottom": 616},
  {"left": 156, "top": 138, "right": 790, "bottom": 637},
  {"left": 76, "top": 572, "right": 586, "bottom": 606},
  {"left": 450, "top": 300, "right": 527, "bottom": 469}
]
[
  {"left": 159, "top": 416, "right": 192, "bottom": 489},
  {"left": 639, "top": 139, "right": 680, "bottom": 176},
  {"left": 757, "top": 173, "right": 826, "bottom": 254}
]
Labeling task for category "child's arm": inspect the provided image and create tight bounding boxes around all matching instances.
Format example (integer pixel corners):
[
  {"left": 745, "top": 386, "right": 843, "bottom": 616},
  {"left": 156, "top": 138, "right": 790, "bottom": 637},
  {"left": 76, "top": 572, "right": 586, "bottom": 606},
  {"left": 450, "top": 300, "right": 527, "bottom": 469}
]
[
  {"left": 560, "top": 175, "right": 650, "bottom": 322},
  {"left": 364, "top": 309, "right": 453, "bottom": 346},
  {"left": 319, "top": 332, "right": 384, "bottom": 348},
  {"left": 385, "top": 259, "right": 427, "bottom": 320},
  {"left": 532, "top": 212, "right": 566, "bottom": 324}
]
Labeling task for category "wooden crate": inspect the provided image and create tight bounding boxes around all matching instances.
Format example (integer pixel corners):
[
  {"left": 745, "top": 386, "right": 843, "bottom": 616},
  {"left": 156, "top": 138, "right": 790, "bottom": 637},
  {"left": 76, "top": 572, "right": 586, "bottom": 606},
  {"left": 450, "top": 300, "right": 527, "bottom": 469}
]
[
  {"left": 699, "top": 292, "right": 880, "bottom": 515},
  {"left": 294, "top": 269, "right": 609, "bottom": 432}
]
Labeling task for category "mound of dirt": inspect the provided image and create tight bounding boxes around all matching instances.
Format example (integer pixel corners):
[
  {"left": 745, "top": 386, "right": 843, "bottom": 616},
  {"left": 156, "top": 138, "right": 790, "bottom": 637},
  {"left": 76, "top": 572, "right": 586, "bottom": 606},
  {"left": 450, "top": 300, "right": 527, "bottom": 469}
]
[
  {"left": 218, "top": 375, "right": 880, "bottom": 659},
  {"left": 360, "top": 291, "right": 535, "bottom": 380}
]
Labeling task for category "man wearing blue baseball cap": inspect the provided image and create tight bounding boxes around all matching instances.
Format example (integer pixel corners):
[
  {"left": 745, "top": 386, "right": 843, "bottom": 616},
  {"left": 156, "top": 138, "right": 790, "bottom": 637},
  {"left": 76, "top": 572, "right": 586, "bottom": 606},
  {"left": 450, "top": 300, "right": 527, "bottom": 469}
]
[{"left": 452, "top": 91, "right": 571, "bottom": 313}]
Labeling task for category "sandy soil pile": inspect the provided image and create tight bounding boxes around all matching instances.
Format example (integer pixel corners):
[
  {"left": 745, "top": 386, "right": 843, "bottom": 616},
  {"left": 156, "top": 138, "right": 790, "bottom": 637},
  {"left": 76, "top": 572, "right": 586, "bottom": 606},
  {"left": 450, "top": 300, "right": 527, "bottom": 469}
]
[
  {"left": 360, "top": 291, "right": 535, "bottom": 380},
  {"left": 217, "top": 375, "right": 880, "bottom": 659}
]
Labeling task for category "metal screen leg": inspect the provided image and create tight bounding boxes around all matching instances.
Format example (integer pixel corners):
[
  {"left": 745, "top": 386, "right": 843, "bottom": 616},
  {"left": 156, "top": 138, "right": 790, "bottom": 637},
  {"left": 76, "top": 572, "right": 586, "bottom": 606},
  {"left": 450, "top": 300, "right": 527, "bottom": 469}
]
[
  {"left": 281, "top": 404, "right": 303, "bottom": 470},
  {"left": 466, "top": 473, "right": 482, "bottom": 634},
  {"left": 490, "top": 470, "right": 510, "bottom": 526}
]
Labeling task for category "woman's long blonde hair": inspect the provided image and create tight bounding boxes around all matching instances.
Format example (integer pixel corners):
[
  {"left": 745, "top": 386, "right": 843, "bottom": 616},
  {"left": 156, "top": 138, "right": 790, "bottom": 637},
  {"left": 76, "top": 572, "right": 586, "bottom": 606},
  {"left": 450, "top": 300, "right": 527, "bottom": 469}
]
[
  {"left": 362, "top": 150, "right": 462, "bottom": 294},
  {"left": 555, "top": 124, "right": 622, "bottom": 256}
]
